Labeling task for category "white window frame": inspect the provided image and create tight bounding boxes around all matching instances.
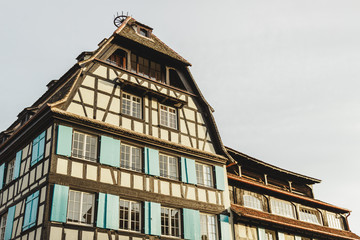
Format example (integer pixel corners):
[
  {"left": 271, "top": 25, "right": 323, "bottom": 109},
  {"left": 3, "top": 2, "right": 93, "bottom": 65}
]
[
  {"left": 160, "top": 105, "right": 177, "bottom": 129},
  {"left": 6, "top": 159, "right": 15, "bottom": 184},
  {"left": 121, "top": 93, "right": 142, "bottom": 119},
  {"left": 270, "top": 198, "right": 296, "bottom": 219},
  {"left": 326, "top": 212, "right": 344, "bottom": 230},
  {"left": 161, "top": 207, "right": 181, "bottom": 237},
  {"left": 67, "top": 190, "right": 95, "bottom": 226},
  {"left": 200, "top": 213, "right": 218, "bottom": 240},
  {"left": 299, "top": 207, "right": 322, "bottom": 225},
  {"left": 0, "top": 213, "right": 7, "bottom": 240},
  {"left": 159, "top": 154, "right": 179, "bottom": 180},
  {"left": 71, "top": 131, "right": 97, "bottom": 162},
  {"left": 119, "top": 199, "right": 141, "bottom": 232},
  {"left": 196, "top": 163, "right": 213, "bottom": 188},
  {"left": 243, "top": 194, "right": 263, "bottom": 211},
  {"left": 120, "top": 143, "right": 142, "bottom": 172}
]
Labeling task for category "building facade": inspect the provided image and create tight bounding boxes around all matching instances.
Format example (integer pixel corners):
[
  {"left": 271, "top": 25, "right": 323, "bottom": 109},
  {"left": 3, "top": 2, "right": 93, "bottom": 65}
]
[{"left": 0, "top": 16, "right": 358, "bottom": 240}]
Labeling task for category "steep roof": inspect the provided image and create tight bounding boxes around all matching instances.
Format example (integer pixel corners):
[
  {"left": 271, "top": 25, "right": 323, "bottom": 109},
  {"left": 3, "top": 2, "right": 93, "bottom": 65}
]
[
  {"left": 226, "top": 146, "right": 321, "bottom": 184},
  {"left": 115, "top": 18, "right": 191, "bottom": 66}
]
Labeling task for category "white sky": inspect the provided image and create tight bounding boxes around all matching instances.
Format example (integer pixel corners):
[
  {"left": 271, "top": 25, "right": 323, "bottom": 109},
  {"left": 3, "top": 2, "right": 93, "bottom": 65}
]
[{"left": 1, "top": 0, "right": 359, "bottom": 235}]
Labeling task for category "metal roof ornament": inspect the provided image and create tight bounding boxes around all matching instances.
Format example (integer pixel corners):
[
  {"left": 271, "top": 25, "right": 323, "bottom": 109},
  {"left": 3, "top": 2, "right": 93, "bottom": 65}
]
[{"left": 113, "top": 12, "right": 129, "bottom": 27}]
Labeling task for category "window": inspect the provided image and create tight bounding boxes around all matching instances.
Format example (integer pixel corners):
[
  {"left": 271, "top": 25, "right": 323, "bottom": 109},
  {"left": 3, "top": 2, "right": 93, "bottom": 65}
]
[
  {"left": 6, "top": 159, "right": 15, "bottom": 184},
  {"left": 72, "top": 132, "right": 97, "bottom": 162},
  {"left": 299, "top": 207, "right": 321, "bottom": 225},
  {"left": 265, "top": 229, "right": 276, "bottom": 240},
  {"left": 106, "top": 49, "right": 127, "bottom": 69},
  {"left": 270, "top": 198, "right": 296, "bottom": 219},
  {"left": 161, "top": 207, "right": 180, "bottom": 237},
  {"left": 120, "top": 144, "right": 142, "bottom": 172},
  {"left": 31, "top": 131, "right": 45, "bottom": 166},
  {"left": 236, "top": 224, "right": 257, "bottom": 240},
  {"left": 131, "top": 54, "right": 162, "bottom": 81},
  {"left": 200, "top": 213, "right": 217, "bottom": 240},
  {"left": 23, "top": 191, "right": 40, "bottom": 231},
  {"left": 243, "top": 192, "right": 263, "bottom": 211},
  {"left": 160, "top": 105, "right": 177, "bottom": 129},
  {"left": 327, "top": 212, "right": 344, "bottom": 230},
  {"left": 67, "top": 190, "right": 94, "bottom": 226},
  {"left": 121, "top": 93, "right": 142, "bottom": 119},
  {"left": 139, "top": 28, "right": 149, "bottom": 37},
  {"left": 0, "top": 213, "right": 7, "bottom": 240},
  {"left": 119, "top": 199, "right": 141, "bottom": 232},
  {"left": 159, "top": 154, "right": 178, "bottom": 180},
  {"left": 196, "top": 163, "right": 213, "bottom": 188}
]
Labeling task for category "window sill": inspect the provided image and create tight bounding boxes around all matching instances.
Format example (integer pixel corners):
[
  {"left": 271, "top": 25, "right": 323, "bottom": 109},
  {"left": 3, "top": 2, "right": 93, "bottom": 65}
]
[
  {"left": 158, "top": 124, "right": 180, "bottom": 133},
  {"left": 120, "top": 113, "right": 145, "bottom": 123}
]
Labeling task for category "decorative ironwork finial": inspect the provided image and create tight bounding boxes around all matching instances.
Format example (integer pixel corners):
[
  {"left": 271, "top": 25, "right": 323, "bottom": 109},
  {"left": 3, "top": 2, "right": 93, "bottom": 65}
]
[{"left": 114, "top": 11, "right": 129, "bottom": 27}]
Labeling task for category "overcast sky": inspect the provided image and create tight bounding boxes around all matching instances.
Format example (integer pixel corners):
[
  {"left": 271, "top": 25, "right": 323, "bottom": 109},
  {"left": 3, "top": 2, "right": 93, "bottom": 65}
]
[{"left": 1, "top": 0, "right": 359, "bottom": 235}]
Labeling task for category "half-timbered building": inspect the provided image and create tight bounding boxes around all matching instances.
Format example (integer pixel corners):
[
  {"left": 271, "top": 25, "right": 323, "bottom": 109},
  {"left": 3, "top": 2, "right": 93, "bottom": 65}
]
[
  {"left": 226, "top": 147, "right": 360, "bottom": 240},
  {"left": 0, "top": 16, "right": 231, "bottom": 240},
  {"left": 0, "top": 15, "right": 359, "bottom": 240}
]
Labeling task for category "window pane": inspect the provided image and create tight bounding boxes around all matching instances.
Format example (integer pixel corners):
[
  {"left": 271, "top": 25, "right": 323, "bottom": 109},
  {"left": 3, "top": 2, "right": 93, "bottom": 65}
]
[
  {"left": 67, "top": 190, "right": 94, "bottom": 226},
  {"left": 72, "top": 132, "right": 97, "bottom": 162}
]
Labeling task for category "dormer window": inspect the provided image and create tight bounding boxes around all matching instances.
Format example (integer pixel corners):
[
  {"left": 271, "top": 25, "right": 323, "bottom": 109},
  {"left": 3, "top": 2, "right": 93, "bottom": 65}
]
[
  {"left": 135, "top": 22, "right": 152, "bottom": 38},
  {"left": 107, "top": 49, "right": 127, "bottom": 69},
  {"left": 139, "top": 28, "right": 149, "bottom": 37}
]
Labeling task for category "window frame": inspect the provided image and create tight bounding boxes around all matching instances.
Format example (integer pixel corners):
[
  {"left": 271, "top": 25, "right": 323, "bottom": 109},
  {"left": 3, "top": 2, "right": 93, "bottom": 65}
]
[
  {"left": 159, "top": 154, "right": 179, "bottom": 180},
  {"left": 6, "top": 159, "right": 15, "bottom": 185},
  {"left": 195, "top": 162, "right": 214, "bottom": 188},
  {"left": 130, "top": 53, "right": 162, "bottom": 82},
  {"left": 22, "top": 191, "right": 40, "bottom": 231},
  {"left": 200, "top": 213, "right": 218, "bottom": 240},
  {"left": 106, "top": 49, "right": 128, "bottom": 69},
  {"left": 299, "top": 206, "right": 322, "bottom": 225},
  {"left": 159, "top": 104, "right": 178, "bottom": 130},
  {"left": 120, "top": 143, "right": 142, "bottom": 172},
  {"left": 121, "top": 93, "right": 142, "bottom": 119},
  {"left": 161, "top": 206, "right": 181, "bottom": 238},
  {"left": 119, "top": 199, "right": 141, "bottom": 232},
  {"left": 243, "top": 194, "right": 263, "bottom": 211},
  {"left": 269, "top": 198, "right": 296, "bottom": 219},
  {"left": 326, "top": 212, "right": 344, "bottom": 230},
  {"left": 0, "top": 213, "right": 7, "bottom": 240},
  {"left": 71, "top": 131, "right": 98, "bottom": 162},
  {"left": 67, "top": 190, "right": 95, "bottom": 226}
]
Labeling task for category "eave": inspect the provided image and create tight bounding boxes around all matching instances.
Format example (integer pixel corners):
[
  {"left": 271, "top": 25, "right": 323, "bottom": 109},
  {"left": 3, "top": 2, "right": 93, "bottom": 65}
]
[{"left": 226, "top": 146, "right": 321, "bottom": 184}]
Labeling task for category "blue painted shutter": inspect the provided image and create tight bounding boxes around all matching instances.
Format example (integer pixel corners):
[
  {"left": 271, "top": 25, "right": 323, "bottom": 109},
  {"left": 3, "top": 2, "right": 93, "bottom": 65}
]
[
  {"left": 181, "top": 157, "right": 197, "bottom": 184},
  {"left": 144, "top": 201, "right": 161, "bottom": 236},
  {"left": 23, "top": 190, "right": 39, "bottom": 230},
  {"left": 97, "top": 193, "right": 106, "bottom": 228},
  {"left": 183, "top": 208, "right": 200, "bottom": 240},
  {"left": 106, "top": 194, "right": 119, "bottom": 230},
  {"left": 31, "top": 131, "right": 45, "bottom": 166},
  {"left": 257, "top": 227, "right": 266, "bottom": 240},
  {"left": 215, "top": 165, "right": 225, "bottom": 190},
  {"left": 13, "top": 150, "right": 22, "bottom": 180},
  {"left": 56, "top": 125, "right": 73, "bottom": 157},
  {"left": 97, "top": 193, "right": 120, "bottom": 230},
  {"left": 144, "top": 147, "right": 159, "bottom": 176},
  {"left": 0, "top": 164, "right": 5, "bottom": 190},
  {"left": 4, "top": 206, "right": 15, "bottom": 240},
  {"left": 220, "top": 214, "right": 230, "bottom": 240},
  {"left": 50, "top": 185, "right": 69, "bottom": 223},
  {"left": 100, "top": 136, "right": 120, "bottom": 168}
]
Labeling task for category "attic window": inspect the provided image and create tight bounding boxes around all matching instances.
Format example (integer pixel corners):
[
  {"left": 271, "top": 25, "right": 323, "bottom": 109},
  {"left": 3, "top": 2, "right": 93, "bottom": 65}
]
[
  {"left": 139, "top": 28, "right": 149, "bottom": 37},
  {"left": 107, "top": 49, "right": 127, "bottom": 69}
]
